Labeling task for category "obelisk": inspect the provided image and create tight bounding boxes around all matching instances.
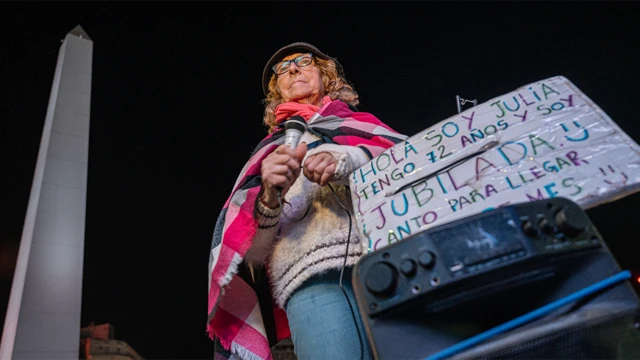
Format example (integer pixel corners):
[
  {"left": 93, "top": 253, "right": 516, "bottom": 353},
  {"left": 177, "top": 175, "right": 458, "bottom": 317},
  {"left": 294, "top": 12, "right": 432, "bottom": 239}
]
[{"left": 0, "top": 25, "right": 92, "bottom": 359}]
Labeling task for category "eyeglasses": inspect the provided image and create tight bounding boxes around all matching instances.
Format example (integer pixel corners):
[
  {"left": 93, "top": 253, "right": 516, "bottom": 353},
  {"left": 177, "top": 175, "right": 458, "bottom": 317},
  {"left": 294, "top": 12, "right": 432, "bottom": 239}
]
[{"left": 272, "top": 54, "right": 314, "bottom": 75}]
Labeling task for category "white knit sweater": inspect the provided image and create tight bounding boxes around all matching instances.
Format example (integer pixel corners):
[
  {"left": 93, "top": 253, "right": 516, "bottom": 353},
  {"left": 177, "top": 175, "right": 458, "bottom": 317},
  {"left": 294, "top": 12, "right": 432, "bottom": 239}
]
[{"left": 244, "top": 131, "right": 371, "bottom": 309}]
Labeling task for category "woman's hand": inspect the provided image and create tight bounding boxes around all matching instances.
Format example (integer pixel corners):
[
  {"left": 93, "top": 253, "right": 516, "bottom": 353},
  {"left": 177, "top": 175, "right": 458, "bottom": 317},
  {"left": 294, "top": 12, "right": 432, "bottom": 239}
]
[
  {"left": 303, "top": 152, "right": 336, "bottom": 186},
  {"left": 260, "top": 143, "right": 307, "bottom": 208}
]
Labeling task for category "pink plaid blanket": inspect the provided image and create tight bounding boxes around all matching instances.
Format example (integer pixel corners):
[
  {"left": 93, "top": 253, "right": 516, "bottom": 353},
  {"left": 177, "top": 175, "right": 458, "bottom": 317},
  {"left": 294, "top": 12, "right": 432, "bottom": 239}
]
[{"left": 207, "top": 100, "right": 407, "bottom": 360}]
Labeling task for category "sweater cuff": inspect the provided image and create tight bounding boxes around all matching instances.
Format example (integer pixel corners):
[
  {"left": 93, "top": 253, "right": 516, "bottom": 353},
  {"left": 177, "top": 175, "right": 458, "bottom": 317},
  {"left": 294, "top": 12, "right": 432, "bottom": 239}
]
[
  {"left": 333, "top": 152, "right": 350, "bottom": 180},
  {"left": 254, "top": 195, "right": 281, "bottom": 229},
  {"left": 305, "top": 144, "right": 370, "bottom": 181}
]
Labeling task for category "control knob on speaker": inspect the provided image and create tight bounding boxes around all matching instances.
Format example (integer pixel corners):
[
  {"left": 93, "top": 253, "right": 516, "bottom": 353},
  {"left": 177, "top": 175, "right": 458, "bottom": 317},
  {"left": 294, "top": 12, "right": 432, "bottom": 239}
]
[
  {"left": 555, "top": 206, "right": 587, "bottom": 237},
  {"left": 522, "top": 220, "right": 538, "bottom": 237},
  {"left": 418, "top": 251, "right": 435, "bottom": 268},
  {"left": 365, "top": 262, "right": 398, "bottom": 296},
  {"left": 538, "top": 218, "right": 554, "bottom": 234},
  {"left": 400, "top": 259, "right": 417, "bottom": 277}
]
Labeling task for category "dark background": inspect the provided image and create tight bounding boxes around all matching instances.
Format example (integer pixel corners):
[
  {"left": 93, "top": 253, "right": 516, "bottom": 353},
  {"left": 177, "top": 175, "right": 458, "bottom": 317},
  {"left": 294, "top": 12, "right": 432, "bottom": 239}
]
[{"left": 1, "top": 2, "right": 639, "bottom": 359}]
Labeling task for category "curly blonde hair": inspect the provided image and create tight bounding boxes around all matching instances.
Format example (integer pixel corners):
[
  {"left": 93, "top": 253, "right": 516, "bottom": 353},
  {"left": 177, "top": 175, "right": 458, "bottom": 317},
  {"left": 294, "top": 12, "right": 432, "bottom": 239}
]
[{"left": 262, "top": 57, "right": 359, "bottom": 133}]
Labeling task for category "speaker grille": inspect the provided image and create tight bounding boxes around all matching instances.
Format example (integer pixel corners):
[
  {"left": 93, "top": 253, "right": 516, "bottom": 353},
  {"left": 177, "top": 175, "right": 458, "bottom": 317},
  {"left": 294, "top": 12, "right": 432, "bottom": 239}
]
[{"left": 458, "top": 310, "right": 640, "bottom": 359}]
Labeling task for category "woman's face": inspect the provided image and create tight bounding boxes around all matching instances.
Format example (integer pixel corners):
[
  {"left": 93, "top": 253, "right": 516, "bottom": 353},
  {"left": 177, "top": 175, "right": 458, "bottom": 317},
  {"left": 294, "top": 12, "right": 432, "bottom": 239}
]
[{"left": 276, "top": 53, "right": 325, "bottom": 105}]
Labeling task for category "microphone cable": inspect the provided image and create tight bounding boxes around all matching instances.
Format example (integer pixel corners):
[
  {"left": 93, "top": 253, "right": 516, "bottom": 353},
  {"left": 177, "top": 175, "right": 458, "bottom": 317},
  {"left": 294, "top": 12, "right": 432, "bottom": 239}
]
[{"left": 328, "top": 183, "right": 364, "bottom": 360}]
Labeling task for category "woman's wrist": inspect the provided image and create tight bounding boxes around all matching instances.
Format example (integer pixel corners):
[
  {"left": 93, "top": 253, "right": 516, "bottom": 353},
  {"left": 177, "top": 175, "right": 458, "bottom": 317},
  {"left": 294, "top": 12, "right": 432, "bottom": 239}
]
[
  {"left": 254, "top": 186, "right": 282, "bottom": 228},
  {"left": 259, "top": 186, "right": 280, "bottom": 209}
]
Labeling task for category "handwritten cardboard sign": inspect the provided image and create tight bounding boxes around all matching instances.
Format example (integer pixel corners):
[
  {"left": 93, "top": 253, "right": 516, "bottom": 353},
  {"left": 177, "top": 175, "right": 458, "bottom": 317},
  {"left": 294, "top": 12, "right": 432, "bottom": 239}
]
[{"left": 349, "top": 76, "right": 640, "bottom": 253}]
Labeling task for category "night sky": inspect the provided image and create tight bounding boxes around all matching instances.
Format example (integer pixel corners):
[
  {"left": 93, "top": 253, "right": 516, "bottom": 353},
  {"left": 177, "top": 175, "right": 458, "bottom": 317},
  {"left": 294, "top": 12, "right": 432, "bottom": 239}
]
[{"left": 2, "top": 2, "right": 640, "bottom": 359}]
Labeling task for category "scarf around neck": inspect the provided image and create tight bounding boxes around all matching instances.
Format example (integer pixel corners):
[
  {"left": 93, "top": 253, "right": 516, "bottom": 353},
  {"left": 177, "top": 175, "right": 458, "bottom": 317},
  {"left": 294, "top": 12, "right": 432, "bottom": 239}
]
[{"left": 274, "top": 95, "right": 332, "bottom": 123}]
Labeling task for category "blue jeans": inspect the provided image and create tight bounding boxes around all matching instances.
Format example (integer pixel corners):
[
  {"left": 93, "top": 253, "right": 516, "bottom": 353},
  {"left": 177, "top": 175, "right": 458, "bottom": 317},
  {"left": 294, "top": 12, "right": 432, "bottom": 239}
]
[{"left": 285, "top": 267, "right": 373, "bottom": 360}]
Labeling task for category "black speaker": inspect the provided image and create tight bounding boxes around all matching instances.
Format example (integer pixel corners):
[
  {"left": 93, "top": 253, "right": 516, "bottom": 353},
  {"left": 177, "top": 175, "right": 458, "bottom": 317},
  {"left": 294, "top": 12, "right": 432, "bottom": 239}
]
[{"left": 352, "top": 198, "right": 640, "bottom": 359}]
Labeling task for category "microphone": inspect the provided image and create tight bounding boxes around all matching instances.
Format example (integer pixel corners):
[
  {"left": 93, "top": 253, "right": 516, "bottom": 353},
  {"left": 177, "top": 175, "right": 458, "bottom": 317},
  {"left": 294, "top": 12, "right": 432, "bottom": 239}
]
[
  {"left": 283, "top": 118, "right": 308, "bottom": 149},
  {"left": 276, "top": 118, "right": 308, "bottom": 208}
]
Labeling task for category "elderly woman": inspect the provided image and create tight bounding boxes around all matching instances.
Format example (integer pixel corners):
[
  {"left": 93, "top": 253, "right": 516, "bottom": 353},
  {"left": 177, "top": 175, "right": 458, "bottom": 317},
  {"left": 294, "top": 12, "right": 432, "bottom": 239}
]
[{"left": 207, "top": 42, "right": 406, "bottom": 360}]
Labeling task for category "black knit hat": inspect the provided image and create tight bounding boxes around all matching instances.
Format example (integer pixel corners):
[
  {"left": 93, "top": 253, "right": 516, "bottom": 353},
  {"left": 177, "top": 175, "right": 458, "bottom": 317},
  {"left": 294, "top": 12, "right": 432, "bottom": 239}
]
[{"left": 262, "top": 42, "right": 344, "bottom": 96}]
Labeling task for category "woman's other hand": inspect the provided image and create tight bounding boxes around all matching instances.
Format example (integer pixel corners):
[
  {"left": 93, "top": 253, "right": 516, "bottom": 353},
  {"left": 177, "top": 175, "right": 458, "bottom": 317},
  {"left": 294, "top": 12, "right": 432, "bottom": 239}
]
[
  {"left": 260, "top": 143, "right": 308, "bottom": 208},
  {"left": 303, "top": 152, "right": 336, "bottom": 187}
]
